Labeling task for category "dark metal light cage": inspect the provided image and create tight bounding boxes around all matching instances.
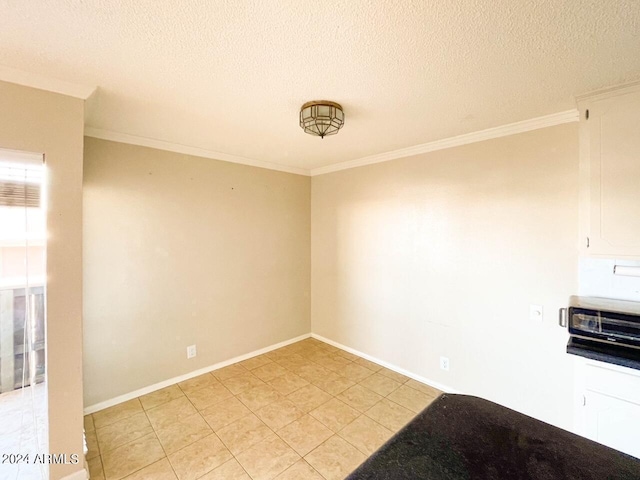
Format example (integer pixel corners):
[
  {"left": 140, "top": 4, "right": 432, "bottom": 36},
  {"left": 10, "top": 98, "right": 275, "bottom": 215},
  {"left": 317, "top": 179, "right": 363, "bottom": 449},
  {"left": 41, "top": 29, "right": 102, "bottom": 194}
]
[{"left": 299, "top": 101, "right": 345, "bottom": 138}]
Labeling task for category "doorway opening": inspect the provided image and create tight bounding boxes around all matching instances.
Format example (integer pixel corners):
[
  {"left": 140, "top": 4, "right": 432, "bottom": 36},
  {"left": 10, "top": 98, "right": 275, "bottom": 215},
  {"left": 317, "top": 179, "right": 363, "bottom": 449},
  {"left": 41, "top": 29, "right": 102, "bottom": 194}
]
[{"left": 0, "top": 149, "right": 48, "bottom": 479}]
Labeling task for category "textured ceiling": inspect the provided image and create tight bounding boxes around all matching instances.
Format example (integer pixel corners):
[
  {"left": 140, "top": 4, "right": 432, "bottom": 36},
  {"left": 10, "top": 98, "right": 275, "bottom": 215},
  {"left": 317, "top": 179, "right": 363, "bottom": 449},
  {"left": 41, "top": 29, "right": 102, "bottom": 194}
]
[{"left": 0, "top": 1, "right": 639, "bottom": 171}]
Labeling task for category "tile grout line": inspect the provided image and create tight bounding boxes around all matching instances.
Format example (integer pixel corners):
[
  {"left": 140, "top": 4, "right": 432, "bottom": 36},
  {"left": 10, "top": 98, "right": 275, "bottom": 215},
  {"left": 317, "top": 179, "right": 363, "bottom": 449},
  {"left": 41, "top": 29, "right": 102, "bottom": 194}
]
[
  {"left": 88, "top": 338, "right": 439, "bottom": 480},
  {"left": 174, "top": 370, "right": 240, "bottom": 478},
  {"left": 260, "top": 340, "right": 435, "bottom": 475},
  {"left": 291, "top": 341, "right": 439, "bottom": 466},
  {"left": 271, "top": 342, "right": 386, "bottom": 473},
  {"left": 148, "top": 368, "right": 267, "bottom": 477},
  {"left": 218, "top": 343, "right": 338, "bottom": 477},
  {"left": 142, "top": 405, "right": 178, "bottom": 480},
  {"left": 145, "top": 380, "right": 230, "bottom": 480},
  {"left": 105, "top": 404, "right": 174, "bottom": 480}
]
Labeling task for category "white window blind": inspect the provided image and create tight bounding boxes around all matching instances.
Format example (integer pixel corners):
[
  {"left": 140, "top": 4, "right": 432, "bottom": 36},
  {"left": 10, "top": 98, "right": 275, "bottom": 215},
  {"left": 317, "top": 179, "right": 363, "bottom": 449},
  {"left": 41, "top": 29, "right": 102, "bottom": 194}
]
[{"left": 0, "top": 165, "right": 42, "bottom": 208}]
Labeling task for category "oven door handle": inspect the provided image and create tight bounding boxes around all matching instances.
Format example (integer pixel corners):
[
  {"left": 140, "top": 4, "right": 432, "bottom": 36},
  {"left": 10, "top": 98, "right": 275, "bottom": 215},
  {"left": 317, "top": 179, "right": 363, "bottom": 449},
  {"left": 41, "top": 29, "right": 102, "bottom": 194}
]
[{"left": 558, "top": 308, "right": 568, "bottom": 328}]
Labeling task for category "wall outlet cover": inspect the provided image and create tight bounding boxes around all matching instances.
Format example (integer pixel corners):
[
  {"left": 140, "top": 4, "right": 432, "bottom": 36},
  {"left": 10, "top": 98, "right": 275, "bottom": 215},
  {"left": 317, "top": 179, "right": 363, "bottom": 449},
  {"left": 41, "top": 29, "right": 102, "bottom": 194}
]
[
  {"left": 187, "top": 345, "right": 197, "bottom": 359},
  {"left": 440, "top": 356, "right": 450, "bottom": 371}
]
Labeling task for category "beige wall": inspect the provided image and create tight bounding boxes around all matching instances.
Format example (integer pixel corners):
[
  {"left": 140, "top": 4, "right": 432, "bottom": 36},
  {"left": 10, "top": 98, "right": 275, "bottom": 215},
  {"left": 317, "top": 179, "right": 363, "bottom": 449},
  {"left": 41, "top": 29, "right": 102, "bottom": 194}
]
[
  {"left": 83, "top": 138, "right": 311, "bottom": 406},
  {"left": 0, "top": 81, "right": 85, "bottom": 479},
  {"left": 312, "top": 123, "right": 579, "bottom": 430}
]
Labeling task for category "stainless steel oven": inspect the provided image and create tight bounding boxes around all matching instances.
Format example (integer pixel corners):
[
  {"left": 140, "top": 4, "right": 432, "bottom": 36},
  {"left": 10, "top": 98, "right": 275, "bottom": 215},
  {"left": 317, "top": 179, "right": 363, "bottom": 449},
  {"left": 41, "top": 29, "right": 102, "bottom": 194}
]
[{"left": 563, "top": 296, "right": 640, "bottom": 370}]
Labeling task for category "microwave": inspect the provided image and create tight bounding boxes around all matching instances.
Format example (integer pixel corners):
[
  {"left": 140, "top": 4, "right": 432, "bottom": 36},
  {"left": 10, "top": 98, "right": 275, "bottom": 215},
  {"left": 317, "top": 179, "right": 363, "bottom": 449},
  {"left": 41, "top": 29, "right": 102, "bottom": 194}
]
[{"left": 564, "top": 296, "right": 640, "bottom": 370}]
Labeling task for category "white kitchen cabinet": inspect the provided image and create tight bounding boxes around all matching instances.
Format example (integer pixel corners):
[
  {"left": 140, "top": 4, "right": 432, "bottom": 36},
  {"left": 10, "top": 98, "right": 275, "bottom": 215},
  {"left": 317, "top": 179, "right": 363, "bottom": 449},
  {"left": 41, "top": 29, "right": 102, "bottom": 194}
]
[
  {"left": 574, "top": 359, "right": 640, "bottom": 458},
  {"left": 584, "top": 390, "right": 640, "bottom": 458},
  {"left": 578, "top": 81, "right": 640, "bottom": 258}
]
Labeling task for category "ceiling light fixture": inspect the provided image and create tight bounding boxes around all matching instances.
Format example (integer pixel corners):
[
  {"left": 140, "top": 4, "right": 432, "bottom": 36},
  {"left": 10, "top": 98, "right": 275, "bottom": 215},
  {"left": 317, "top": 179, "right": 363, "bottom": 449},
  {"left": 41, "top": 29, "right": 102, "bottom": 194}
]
[{"left": 299, "top": 101, "right": 344, "bottom": 138}]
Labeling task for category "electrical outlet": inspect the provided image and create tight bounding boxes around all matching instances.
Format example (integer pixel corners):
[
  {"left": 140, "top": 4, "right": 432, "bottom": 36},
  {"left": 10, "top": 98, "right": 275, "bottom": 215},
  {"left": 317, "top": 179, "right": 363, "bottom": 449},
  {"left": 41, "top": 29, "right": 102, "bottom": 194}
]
[
  {"left": 187, "top": 345, "right": 197, "bottom": 359},
  {"left": 529, "top": 304, "right": 543, "bottom": 322},
  {"left": 440, "top": 356, "right": 450, "bottom": 371}
]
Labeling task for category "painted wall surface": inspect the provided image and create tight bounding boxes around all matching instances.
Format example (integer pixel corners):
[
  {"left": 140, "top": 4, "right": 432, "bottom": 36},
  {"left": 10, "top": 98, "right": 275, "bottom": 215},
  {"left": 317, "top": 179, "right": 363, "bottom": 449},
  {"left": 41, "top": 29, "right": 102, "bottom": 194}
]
[
  {"left": 83, "top": 138, "right": 311, "bottom": 406},
  {"left": 311, "top": 123, "right": 579, "bottom": 430},
  {"left": 0, "top": 81, "right": 85, "bottom": 479}
]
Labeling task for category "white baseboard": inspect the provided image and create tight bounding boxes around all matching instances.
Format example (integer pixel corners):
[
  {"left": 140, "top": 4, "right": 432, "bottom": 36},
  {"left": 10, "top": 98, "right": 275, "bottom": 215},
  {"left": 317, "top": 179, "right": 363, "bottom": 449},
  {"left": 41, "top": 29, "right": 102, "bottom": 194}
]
[
  {"left": 84, "top": 331, "right": 458, "bottom": 415},
  {"left": 60, "top": 468, "right": 88, "bottom": 480},
  {"left": 311, "top": 333, "right": 460, "bottom": 395},
  {"left": 84, "top": 333, "right": 311, "bottom": 414}
]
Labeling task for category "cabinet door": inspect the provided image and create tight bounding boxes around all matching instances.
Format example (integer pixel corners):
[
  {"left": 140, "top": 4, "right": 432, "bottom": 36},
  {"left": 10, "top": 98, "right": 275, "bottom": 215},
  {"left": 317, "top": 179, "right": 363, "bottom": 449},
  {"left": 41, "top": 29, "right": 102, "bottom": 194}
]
[
  {"left": 586, "top": 88, "right": 640, "bottom": 256},
  {"left": 585, "top": 390, "right": 640, "bottom": 458}
]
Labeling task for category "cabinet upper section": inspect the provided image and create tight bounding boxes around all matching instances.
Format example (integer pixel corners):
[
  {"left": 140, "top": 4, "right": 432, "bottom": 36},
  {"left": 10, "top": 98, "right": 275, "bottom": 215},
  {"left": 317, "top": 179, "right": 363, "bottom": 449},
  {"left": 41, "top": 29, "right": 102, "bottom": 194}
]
[{"left": 578, "top": 82, "right": 640, "bottom": 258}]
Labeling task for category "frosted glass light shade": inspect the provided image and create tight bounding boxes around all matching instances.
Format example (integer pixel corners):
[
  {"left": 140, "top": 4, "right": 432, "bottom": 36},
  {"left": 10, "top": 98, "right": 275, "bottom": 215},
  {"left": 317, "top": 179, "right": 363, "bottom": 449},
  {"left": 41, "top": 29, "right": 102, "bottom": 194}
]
[{"left": 299, "top": 101, "right": 344, "bottom": 138}]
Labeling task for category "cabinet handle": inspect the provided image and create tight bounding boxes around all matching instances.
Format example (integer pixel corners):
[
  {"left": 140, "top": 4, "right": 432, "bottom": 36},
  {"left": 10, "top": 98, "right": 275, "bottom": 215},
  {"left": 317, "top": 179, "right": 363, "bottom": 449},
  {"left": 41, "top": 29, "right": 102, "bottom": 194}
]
[{"left": 558, "top": 308, "right": 568, "bottom": 328}]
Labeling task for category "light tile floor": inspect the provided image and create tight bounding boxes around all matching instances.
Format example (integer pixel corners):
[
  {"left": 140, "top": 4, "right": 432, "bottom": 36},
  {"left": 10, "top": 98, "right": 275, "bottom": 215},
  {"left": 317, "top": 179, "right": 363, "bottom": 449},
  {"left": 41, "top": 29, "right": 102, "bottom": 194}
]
[
  {"left": 0, "top": 383, "right": 49, "bottom": 480},
  {"left": 86, "top": 338, "right": 442, "bottom": 480}
]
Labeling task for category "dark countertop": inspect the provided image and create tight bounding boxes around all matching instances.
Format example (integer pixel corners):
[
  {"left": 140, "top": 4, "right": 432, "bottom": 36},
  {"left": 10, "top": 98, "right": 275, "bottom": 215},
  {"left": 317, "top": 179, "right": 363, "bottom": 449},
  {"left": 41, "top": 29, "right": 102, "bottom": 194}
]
[
  {"left": 346, "top": 394, "right": 640, "bottom": 480},
  {"left": 567, "top": 337, "right": 640, "bottom": 371}
]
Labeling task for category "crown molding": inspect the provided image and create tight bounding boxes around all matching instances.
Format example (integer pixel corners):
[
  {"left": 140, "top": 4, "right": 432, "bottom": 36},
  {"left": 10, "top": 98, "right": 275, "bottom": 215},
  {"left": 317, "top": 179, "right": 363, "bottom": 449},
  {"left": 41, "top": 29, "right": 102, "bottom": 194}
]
[
  {"left": 310, "top": 109, "right": 579, "bottom": 176},
  {"left": 575, "top": 78, "right": 640, "bottom": 103},
  {"left": 84, "top": 127, "right": 310, "bottom": 176},
  {"left": 0, "top": 65, "right": 96, "bottom": 100},
  {"left": 86, "top": 109, "right": 579, "bottom": 178}
]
